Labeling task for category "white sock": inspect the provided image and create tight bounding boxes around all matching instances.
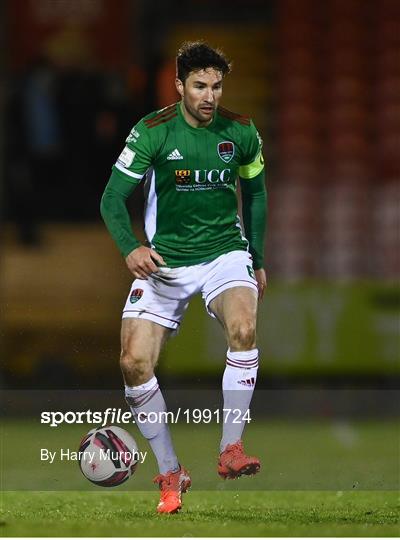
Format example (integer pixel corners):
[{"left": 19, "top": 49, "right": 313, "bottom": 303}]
[
  {"left": 220, "top": 348, "right": 259, "bottom": 452},
  {"left": 125, "top": 377, "right": 179, "bottom": 474}
]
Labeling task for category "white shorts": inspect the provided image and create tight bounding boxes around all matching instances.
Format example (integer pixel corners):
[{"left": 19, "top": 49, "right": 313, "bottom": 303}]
[{"left": 122, "top": 250, "right": 258, "bottom": 330}]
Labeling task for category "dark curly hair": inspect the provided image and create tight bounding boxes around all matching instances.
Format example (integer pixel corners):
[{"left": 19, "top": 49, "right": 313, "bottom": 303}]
[{"left": 176, "top": 41, "right": 231, "bottom": 83}]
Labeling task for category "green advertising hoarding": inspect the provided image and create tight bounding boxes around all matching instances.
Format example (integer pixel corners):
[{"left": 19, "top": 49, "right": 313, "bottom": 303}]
[{"left": 160, "top": 283, "right": 400, "bottom": 376}]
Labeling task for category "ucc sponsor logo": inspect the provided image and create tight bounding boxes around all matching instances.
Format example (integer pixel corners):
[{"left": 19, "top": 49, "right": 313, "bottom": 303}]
[
  {"left": 175, "top": 169, "right": 231, "bottom": 188},
  {"left": 194, "top": 169, "right": 231, "bottom": 183}
]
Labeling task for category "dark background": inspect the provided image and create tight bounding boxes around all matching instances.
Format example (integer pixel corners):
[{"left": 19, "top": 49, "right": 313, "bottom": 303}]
[{"left": 1, "top": 0, "right": 399, "bottom": 391}]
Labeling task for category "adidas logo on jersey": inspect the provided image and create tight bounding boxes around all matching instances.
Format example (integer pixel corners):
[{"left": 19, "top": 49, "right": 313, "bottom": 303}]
[{"left": 167, "top": 148, "right": 183, "bottom": 160}]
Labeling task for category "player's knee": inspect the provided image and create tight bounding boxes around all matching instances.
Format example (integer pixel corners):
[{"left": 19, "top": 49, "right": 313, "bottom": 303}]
[
  {"left": 228, "top": 318, "right": 256, "bottom": 350},
  {"left": 120, "top": 348, "right": 152, "bottom": 385}
]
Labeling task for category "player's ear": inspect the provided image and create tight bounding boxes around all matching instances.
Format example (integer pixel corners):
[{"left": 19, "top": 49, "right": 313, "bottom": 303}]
[{"left": 175, "top": 78, "right": 184, "bottom": 97}]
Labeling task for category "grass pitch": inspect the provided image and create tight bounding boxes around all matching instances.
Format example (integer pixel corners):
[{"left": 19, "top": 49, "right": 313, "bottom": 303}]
[
  {"left": 1, "top": 418, "right": 399, "bottom": 536},
  {"left": 1, "top": 490, "right": 399, "bottom": 537},
  {"left": 2, "top": 419, "right": 399, "bottom": 491}
]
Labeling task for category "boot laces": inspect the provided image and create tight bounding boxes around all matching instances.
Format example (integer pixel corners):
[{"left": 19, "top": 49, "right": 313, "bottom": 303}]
[
  {"left": 226, "top": 440, "right": 244, "bottom": 456},
  {"left": 153, "top": 469, "right": 180, "bottom": 491}
]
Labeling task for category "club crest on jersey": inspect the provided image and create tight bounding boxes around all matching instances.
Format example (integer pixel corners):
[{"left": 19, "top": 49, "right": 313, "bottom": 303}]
[
  {"left": 218, "top": 141, "right": 235, "bottom": 163},
  {"left": 130, "top": 288, "right": 143, "bottom": 304}
]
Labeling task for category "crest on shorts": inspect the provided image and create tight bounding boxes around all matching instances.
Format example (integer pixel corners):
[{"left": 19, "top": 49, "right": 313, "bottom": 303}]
[
  {"left": 130, "top": 288, "right": 143, "bottom": 304},
  {"left": 217, "top": 141, "right": 235, "bottom": 163}
]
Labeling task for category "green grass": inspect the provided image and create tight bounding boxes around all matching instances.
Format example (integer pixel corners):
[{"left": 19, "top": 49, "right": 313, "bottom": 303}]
[
  {"left": 2, "top": 419, "right": 399, "bottom": 490},
  {"left": 1, "top": 419, "right": 399, "bottom": 536},
  {"left": 1, "top": 490, "right": 399, "bottom": 537}
]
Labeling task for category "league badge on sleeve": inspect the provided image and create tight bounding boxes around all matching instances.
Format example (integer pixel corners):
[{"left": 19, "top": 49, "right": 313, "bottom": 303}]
[
  {"left": 117, "top": 147, "right": 136, "bottom": 168},
  {"left": 218, "top": 141, "right": 235, "bottom": 163}
]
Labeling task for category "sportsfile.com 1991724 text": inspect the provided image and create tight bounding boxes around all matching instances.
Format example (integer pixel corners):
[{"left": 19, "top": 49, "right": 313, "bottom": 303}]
[{"left": 40, "top": 408, "right": 252, "bottom": 427}]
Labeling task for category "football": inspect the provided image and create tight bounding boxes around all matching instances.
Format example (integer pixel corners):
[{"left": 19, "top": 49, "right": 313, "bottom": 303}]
[{"left": 78, "top": 426, "right": 139, "bottom": 487}]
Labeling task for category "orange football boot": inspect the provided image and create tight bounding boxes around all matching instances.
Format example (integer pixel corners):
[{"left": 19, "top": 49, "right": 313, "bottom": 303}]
[
  {"left": 218, "top": 440, "right": 261, "bottom": 479},
  {"left": 153, "top": 465, "right": 191, "bottom": 514}
]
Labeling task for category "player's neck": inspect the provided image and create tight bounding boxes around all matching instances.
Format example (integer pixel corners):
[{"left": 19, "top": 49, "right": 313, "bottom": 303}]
[{"left": 179, "top": 101, "right": 213, "bottom": 128}]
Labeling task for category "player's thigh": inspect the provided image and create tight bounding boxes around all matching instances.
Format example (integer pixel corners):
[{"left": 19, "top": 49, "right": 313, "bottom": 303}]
[
  {"left": 121, "top": 317, "right": 171, "bottom": 367},
  {"left": 209, "top": 286, "right": 258, "bottom": 349}
]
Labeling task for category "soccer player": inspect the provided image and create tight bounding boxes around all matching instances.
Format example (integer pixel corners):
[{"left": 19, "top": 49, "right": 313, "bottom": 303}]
[{"left": 100, "top": 41, "right": 267, "bottom": 514}]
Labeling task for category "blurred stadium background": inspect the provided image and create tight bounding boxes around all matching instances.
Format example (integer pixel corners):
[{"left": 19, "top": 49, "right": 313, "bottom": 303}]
[{"left": 1, "top": 0, "right": 399, "bottom": 393}]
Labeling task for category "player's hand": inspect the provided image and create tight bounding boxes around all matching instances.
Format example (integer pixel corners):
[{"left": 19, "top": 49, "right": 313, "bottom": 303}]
[
  {"left": 125, "top": 246, "right": 166, "bottom": 280},
  {"left": 254, "top": 268, "right": 267, "bottom": 301}
]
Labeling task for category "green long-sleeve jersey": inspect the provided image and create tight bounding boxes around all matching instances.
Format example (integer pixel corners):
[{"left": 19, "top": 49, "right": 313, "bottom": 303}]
[{"left": 101, "top": 101, "right": 266, "bottom": 268}]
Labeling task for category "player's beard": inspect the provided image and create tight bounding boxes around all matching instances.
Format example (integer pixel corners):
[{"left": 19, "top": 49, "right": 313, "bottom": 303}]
[{"left": 183, "top": 98, "right": 215, "bottom": 126}]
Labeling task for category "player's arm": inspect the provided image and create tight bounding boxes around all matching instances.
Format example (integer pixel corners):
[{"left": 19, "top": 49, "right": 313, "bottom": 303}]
[
  {"left": 239, "top": 123, "right": 267, "bottom": 298},
  {"left": 100, "top": 170, "right": 165, "bottom": 279},
  {"left": 240, "top": 166, "right": 267, "bottom": 299},
  {"left": 100, "top": 122, "right": 165, "bottom": 279}
]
